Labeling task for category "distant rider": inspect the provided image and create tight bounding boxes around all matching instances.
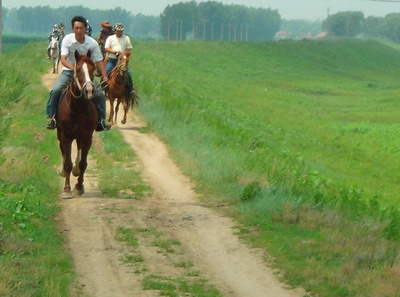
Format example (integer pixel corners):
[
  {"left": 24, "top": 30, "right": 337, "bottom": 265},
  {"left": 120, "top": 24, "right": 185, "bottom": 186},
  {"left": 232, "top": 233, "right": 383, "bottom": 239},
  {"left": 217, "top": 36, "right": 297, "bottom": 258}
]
[
  {"left": 47, "top": 24, "right": 61, "bottom": 59},
  {"left": 97, "top": 21, "right": 114, "bottom": 59},
  {"left": 86, "top": 19, "right": 93, "bottom": 36},
  {"left": 104, "top": 23, "right": 136, "bottom": 100}
]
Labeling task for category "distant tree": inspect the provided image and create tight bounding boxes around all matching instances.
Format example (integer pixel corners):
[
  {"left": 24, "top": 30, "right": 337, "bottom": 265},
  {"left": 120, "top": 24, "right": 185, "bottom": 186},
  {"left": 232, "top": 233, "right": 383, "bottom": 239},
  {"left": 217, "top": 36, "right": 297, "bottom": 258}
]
[
  {"left": 323, "top": 11, "right": 364, "bottom": 37},
  {"left": 160, "top": 1, "right": 280, "bottom": 41},
  {"left": 132, "top": 13, "right": 160, "bottom": 39},
  {"left": 379, "top": 13, "right": 400, "bottom": 43},
  {"left": 364, "top": 16, "right": 384, "bottom": 38},
  {"left": 280, "top": 19, "right": 322, "bottom": 39}
]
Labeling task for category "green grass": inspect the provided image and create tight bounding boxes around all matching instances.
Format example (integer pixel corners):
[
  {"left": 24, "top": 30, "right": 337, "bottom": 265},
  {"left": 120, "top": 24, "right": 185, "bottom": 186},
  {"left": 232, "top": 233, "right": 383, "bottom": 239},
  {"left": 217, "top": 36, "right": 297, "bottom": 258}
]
[
  {"left": 0, "top": 43, "right": 73, "bottom": 296},
  {"left": 93, "top": 129, "right": 150, "bottom": 198},
  {"left": 143, "top": 274, "right": 222, "bottom": 297},
  {"left": 132, "top": 39, "right": 400, "bottom": 296}
]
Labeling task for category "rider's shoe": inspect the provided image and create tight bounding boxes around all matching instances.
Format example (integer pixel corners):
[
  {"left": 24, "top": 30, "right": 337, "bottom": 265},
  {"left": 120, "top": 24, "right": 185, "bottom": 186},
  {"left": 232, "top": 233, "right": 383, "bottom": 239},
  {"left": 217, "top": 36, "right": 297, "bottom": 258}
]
[
  {"left": 96, "top": 119, "right": 111, "bottom": 132},
  {"left": 46, "top": 119, "right": 56, "bottom": 130}
]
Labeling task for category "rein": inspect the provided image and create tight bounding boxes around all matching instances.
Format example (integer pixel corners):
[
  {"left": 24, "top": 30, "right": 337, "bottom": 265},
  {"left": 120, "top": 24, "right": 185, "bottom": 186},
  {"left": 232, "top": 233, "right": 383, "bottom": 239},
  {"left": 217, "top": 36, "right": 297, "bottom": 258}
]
[
  {"left": 70, "top": 64, "right": 95, "bottom": 98},
  {"left": 110, "top": 62, "right": 128, "bottom": 85}
]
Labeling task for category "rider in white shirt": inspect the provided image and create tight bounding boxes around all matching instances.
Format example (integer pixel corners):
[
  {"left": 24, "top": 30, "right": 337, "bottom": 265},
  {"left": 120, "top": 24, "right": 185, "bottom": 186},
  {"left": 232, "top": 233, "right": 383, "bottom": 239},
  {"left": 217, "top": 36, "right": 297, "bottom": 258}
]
[
  {"left": 104, "top": 23, "right": 135, "bottom": 100},
  {"left": 45, "top": 16, "right": 111, "bottom": 131}
]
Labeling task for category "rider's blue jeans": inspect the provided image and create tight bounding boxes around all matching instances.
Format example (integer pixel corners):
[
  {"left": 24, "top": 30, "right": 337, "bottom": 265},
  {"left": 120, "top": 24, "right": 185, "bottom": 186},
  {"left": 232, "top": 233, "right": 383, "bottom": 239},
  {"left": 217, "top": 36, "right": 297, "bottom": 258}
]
[
  {"left": 46, "top": 69, "right": 106, "bottom": 120},
  {"left": 106, "top": 58, "right": 133, "bottom": 82}
]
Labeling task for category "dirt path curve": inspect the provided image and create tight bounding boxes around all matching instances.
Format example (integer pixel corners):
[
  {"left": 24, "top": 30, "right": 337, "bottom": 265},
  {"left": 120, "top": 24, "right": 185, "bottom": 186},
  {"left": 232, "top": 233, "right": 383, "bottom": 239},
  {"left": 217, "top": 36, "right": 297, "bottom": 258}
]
[{"left": 42, "top": 70, "right": 305, "bottom": 297}]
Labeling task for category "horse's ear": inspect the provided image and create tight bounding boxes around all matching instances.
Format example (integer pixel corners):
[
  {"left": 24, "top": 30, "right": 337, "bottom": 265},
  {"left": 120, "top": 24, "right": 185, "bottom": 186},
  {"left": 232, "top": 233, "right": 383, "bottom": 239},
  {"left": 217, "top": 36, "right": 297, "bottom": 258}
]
[
  {"left": 87, "top": 50, "right": 91, "bottom": 58},
  {"left": 74, "top": 50, "right": 80, "bottom": 62}
]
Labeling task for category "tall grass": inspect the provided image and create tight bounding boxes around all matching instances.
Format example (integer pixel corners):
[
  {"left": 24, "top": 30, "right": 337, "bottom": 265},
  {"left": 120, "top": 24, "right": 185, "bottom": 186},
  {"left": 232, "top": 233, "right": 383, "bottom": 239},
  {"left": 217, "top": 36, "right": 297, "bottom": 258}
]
[
  {"left": 0, "top": 42, "right": 73, "bottom": 296},
  {"left": 133, "top": 39, "right": 400, "bottom": 296}
]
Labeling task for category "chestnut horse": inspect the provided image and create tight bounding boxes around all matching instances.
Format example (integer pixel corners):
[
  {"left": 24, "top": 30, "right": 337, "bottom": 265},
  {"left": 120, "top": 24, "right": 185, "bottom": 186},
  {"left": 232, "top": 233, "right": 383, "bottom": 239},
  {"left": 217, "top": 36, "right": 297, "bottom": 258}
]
[
  {"left": 50, "top": 36, "right": 60, "bottom": 74},
  {"left": 56, "top": 50, "right": 97, "bottom": 199},
  {"left": 107, "top": 51, "right": 138, "bottom": 125}
]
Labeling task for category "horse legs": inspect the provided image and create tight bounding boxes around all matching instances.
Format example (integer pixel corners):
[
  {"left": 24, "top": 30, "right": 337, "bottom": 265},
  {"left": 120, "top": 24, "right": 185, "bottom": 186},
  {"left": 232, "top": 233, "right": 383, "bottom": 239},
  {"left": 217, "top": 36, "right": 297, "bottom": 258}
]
[
  {"left": 121, "top": 98, "right": 128, "bottom": 125},
  {"left": 72, "top": 146, "right": 82, "bottom": 177},
  {"left": 108, "top": 96, "right": 115, "bottom": 125},
  {"left": 74, "top": 139, "right": 92, "bottom": 196},
  {"left": 114, "top": 99, "right": 120, "bottom": 125},
  {"left": 60, "top": 138, "right": 74, "bottom": 199}
]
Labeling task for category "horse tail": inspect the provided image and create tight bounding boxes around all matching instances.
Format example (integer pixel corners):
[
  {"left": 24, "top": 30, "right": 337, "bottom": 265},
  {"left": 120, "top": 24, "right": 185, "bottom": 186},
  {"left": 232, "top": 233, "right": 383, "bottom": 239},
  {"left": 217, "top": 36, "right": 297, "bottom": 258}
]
[{"left": 127, "top": 84, "right": 139, "bottom": 109}]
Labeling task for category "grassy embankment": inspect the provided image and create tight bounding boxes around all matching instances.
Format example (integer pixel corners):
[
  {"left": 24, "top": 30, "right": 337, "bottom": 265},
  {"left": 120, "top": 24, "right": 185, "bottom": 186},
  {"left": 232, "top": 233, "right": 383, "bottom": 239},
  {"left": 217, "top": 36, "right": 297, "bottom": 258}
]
[
  {"left": 2, "top": 34, "right": 47, "bottom": 53},
  {"left": 0, "top": 39, "right": 216, "bottom": 297},
  {"left": 0, "top": 42, "right": 72, "bottom": 296},
  {"left": 133, "top": 39, "right": 400, "bottom": 297}
]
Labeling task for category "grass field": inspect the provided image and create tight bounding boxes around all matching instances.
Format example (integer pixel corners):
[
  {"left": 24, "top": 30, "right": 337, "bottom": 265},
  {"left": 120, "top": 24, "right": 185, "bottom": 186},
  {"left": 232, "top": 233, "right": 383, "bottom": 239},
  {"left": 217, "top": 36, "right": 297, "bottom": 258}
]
[
  {"left": 133, "top": 39, "right": 400, "bottom": 296},
  {"left": 2, "top": 38, "right": 400, "bottom": 296},
  {"left": 0, "top": 43, "right": 73, "bottom": 297}
]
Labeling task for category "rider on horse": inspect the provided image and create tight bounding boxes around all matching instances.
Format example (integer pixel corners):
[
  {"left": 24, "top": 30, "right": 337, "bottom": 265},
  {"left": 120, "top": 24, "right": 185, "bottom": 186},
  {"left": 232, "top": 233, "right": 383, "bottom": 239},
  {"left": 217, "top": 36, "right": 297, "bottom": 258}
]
[
  {"left": 47, "top": 24, "right": 62, "bottom": 59},
  {"left": 97, "top": 21, "right": 114, "bottom": 59},
  {"left": 45, "top": 15, "right": 111, "bottom": 131},
  {"left": 104, "top": 23, "right": 135, "bottom": 100}
]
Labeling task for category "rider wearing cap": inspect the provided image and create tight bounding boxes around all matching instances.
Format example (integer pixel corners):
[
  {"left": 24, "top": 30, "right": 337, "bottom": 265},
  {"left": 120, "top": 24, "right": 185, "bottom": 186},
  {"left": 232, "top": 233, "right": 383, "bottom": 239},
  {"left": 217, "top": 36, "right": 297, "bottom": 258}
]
[{"left": 104, "top": 23, "right": 136, "bottom": 100}]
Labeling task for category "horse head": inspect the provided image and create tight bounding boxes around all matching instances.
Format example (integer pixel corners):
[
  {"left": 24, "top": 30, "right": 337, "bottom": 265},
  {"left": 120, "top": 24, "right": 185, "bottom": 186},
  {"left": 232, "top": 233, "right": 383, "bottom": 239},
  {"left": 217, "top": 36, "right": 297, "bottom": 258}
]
[
  {"left": 73, "top": 50, "right": 96, "bottom": 100},
  {"left": 116, "top": 51, "right": 131, "bottom": 75},
  {"left": 50, "top": 36, "right": 59, "bottom": 49}
]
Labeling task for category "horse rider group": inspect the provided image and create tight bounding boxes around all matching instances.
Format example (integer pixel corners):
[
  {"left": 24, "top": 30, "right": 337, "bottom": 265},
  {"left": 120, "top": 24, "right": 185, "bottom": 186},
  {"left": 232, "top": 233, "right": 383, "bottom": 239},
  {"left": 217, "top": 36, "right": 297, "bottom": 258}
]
[{"left": 45, "top": 17, "right": 136, "bottom": 132}]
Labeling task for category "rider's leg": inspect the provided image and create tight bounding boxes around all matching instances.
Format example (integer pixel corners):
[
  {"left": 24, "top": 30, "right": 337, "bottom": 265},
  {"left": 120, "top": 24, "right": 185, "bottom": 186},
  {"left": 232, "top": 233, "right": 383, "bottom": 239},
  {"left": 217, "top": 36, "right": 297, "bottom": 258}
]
[
  {"left": 105, "top": 58, "right": 117, "bottom": 76},
  {"left": 46, "top": 70, "right": 73, "bottom": 129},
  {"left": 47, "top": 45, "right": 51, "bottom": 59},
  {"left": 93, "top": 82, "right": 111, "bottom": 131}
]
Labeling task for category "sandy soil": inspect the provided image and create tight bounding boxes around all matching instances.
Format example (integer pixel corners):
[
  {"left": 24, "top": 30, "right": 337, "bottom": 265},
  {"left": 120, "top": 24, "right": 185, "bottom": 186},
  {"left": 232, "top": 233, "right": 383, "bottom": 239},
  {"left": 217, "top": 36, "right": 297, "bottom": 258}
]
[{"left": 42, "top": 70, "right": 305, "bottom": 297}]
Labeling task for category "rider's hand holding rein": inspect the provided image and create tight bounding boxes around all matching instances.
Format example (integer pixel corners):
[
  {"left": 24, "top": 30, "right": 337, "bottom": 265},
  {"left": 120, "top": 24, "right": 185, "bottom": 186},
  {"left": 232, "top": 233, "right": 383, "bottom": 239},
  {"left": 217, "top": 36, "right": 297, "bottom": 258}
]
[{"left": 97, "top": 60, "right": 109, "bottom": 84}]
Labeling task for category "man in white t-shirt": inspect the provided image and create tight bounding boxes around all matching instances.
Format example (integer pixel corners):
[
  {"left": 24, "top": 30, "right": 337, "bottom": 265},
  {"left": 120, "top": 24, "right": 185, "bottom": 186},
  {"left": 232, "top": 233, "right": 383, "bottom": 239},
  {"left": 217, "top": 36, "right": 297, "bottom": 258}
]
[
  {"left": 104, "top": 23, "right": 135, "bottom": 100},
  {"left": 45, "top": 15, "right": 111, "bottom": 131}
]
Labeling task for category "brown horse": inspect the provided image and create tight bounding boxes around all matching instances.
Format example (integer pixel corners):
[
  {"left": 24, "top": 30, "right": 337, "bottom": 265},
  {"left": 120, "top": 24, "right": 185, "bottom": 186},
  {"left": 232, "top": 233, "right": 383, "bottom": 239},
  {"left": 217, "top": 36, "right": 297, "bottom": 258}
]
[
  {"left": 56, "top": 50, "right": 97, "bottom": 199},
  {"left": 107, "top": 51, "right": 138, "bottom": 125}
]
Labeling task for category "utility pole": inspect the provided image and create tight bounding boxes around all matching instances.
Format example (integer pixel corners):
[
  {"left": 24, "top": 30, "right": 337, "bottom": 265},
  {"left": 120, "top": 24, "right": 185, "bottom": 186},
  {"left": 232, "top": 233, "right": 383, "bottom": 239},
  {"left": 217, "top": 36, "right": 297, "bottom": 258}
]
[{"left": 0, "top": 0, "right": 3, "bottom": 54}]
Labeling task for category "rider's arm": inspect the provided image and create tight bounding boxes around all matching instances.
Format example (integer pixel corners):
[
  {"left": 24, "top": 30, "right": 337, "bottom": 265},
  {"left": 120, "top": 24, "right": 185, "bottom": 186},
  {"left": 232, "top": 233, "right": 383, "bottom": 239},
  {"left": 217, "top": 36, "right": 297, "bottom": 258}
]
[
  {"left": 60, "top": 55, "right": 74, "bottom": 70},
  {"left": 96, "top": 60, "right": 109, "bottom": 84}
]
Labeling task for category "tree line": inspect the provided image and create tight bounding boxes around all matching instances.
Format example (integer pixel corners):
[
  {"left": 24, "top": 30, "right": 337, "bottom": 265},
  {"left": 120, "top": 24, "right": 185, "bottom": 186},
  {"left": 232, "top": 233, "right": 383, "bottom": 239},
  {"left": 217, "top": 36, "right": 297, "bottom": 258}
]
[
  {"left": 2, "top": 6, "right": 160, "bottom": 39},
  {"left": 4, "top": 3, "right": 400, "bottom": 43},
  {"left": 2, "top": 1, "right": 281, "bottom": 42},
  {"left": 160, "top": 1, "right": 281, "bottom": 41},
  {"left": 323, "top": 11, "right": 400, "bottom": 43}
]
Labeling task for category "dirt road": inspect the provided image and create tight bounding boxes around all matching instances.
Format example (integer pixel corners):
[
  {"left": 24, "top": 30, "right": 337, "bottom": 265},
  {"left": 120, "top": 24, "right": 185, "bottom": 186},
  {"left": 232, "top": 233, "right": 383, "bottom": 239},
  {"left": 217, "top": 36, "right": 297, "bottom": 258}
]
[{"left": 42, "top": 70, "right": 305, "bottom": 297}]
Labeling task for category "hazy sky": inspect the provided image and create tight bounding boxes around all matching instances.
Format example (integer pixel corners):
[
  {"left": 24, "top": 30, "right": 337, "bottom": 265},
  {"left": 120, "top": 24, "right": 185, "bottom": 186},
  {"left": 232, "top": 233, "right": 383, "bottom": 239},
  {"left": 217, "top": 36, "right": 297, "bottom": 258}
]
[{"left": 3, "top": 0, "right": 400, "bottom": 20}]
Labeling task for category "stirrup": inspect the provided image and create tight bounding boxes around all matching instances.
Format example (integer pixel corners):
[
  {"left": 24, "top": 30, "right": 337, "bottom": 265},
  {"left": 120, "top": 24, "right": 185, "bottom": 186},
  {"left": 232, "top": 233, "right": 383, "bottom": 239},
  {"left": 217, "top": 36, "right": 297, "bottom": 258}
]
[
  {"left": 96, "top": 120, "right": 111, "bottom": 132},
  {"left": 46, "top": 119, "right": 56, "bottom": 130}
]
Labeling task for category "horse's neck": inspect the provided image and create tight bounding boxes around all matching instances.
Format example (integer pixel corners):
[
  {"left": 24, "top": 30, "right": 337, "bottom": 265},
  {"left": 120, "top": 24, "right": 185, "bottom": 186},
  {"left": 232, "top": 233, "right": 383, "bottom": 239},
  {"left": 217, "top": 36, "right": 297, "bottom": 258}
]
[{"left": 112, "top": 69, "right": 127, "bottom": 85}]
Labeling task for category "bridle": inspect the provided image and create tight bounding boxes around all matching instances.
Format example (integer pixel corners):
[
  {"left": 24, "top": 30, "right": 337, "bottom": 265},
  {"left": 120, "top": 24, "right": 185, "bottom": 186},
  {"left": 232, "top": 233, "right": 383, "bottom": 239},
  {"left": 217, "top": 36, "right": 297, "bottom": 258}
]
[
  {"left": 70, "top": 63, "right": 95, "bottom": 99},
  {"left": 111, "top": 58, "right": 128, "bottom": 84}
]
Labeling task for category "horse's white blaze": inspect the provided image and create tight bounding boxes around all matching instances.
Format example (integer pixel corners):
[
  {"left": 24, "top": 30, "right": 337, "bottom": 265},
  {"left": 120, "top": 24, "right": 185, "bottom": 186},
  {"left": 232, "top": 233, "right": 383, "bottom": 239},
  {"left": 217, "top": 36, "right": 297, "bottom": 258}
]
[
  {"left": 82, "top": 63, "right": 94, "bottom": 97},
  {"left": 82, "top": 63, "right": 91, "bottom": 83}
]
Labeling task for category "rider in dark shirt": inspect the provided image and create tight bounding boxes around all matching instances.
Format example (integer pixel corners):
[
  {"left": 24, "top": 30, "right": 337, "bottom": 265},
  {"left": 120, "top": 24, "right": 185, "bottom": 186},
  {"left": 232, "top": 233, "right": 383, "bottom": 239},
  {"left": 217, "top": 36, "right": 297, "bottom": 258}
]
[{"left": 97, "top": 21, "right": 114, "bottom": 59}]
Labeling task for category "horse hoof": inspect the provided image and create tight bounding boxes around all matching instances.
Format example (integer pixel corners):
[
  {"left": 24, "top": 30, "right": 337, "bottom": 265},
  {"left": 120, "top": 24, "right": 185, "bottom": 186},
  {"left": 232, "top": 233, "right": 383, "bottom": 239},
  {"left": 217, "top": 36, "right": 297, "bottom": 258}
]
[
  {"left": 59, "top": 168, "right": 66, "bottom": 177},
  {"left": 72, "top": 167, "right": 80, "bottom": 177},
  {"left": 121, "top": 119, "right": 127, "bottom": 125},
  {"left": 74, "top": 185, "right": 85, "bottom": 196},
  {"left": 61, "top": 192, "right": 73, "bottom": 199}
]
